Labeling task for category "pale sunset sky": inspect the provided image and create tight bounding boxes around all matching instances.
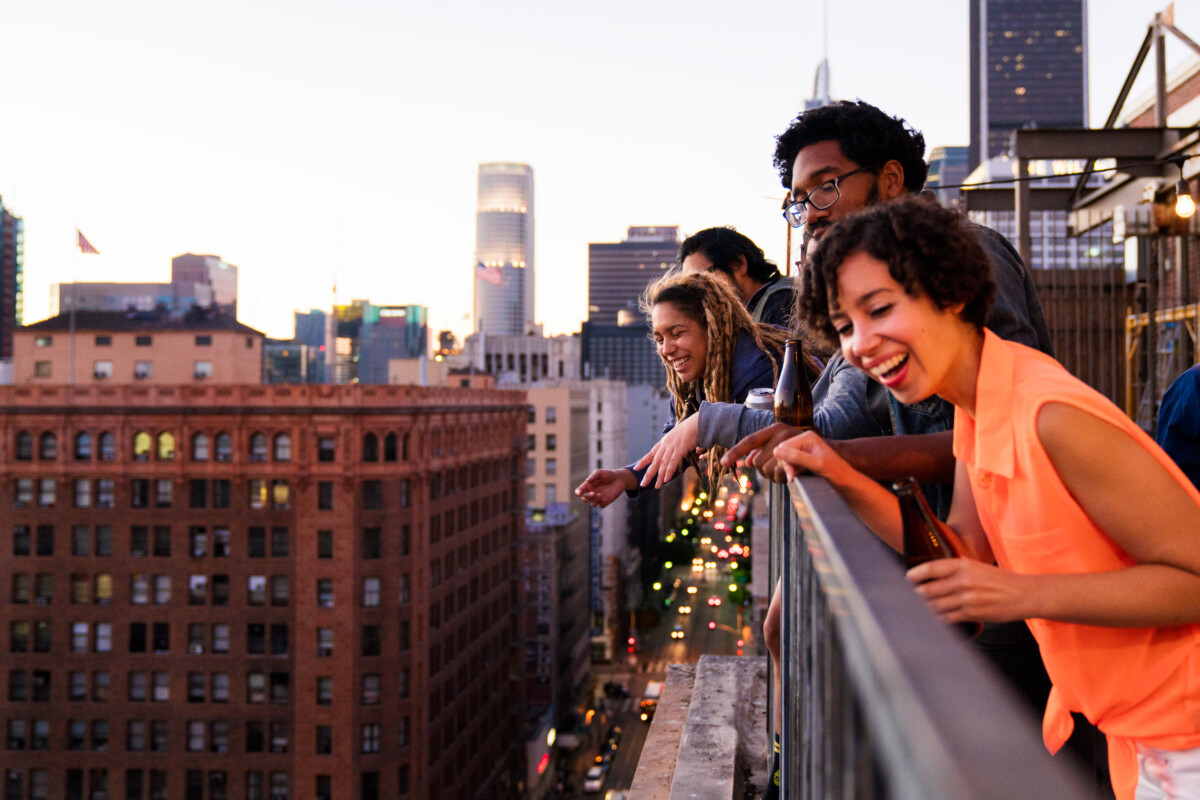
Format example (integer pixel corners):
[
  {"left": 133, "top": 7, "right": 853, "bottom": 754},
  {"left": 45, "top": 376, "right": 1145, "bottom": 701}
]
[{"left": 1, "top": 1, "right": 1196, "bottom": 341}]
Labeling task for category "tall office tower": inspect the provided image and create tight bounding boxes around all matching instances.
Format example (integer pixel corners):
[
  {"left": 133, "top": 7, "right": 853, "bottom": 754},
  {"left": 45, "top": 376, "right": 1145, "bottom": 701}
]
[
  {"left": 0, "top": 196, "right": 23, "bottom": 361},
  {"left": 968, "top": 0, "right": 1087, "bottom": 171},
  {"left": 587, "top": 226, "right": 679, "bottom": 325},
  {"left": 474, "top": 163, "right": 535, "bottom": 336},
  {"left": 0, "top": 382, "right": 527, "bottom": 800},
  {"left": 926, "top": 146, "right": 972, "bottom": 207}
]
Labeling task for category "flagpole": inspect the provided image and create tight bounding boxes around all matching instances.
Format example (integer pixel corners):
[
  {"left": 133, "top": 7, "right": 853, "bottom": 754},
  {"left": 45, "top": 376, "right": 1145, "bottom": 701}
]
[{"left": 69, "top": 224, "right": 77, "bottom": 386}]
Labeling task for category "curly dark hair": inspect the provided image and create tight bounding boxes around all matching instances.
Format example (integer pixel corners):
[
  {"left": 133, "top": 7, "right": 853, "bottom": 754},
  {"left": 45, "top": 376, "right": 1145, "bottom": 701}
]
[
  {"left": 773, "top": 100, "right": 928, "bottom": 193},
  {"left": 798, "top": 199, "right": 995, "bottom": 351},
  {"left": 678, "top": 227, "right": 781, "bottom": 283}
]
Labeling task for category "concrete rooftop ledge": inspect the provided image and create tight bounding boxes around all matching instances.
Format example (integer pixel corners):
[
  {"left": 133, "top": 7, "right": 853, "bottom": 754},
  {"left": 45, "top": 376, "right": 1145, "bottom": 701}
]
[{"left": 630, "top": 656, "right": 769, "bottom": 800}]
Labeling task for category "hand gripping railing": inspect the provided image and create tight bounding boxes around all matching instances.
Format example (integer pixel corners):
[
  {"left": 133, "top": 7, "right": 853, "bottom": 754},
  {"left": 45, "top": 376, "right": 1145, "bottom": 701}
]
[{"left": 773, "top": 477, "right": 1092, "bottom": 800}]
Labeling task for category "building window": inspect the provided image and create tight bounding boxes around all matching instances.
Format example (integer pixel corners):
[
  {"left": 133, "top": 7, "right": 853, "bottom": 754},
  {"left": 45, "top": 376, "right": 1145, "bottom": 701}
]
[
  {"left": 545, "top": 457, "right": 557, "bottom": 476},
  {"left": 35, "top": 336, "right": 52, "bottom": 347},
  {"left": 74, "top": 478, "right": 92, "bottom": 508},
  {"left": 96, "top": 525, "right": 113, "bottom": 555},
  {"left": 317, "top": 579, "right": 334, "bottom": 608},
  {"left": 98, "top": 432, "right": 116, "bottom": 460},
  {"left": 316, "top": 725, "right": 332, "bottom": 754},
  {"left": 318, "top": 436, "right": 335, "bottom": 462},
  {"left": 248, "top": 576, "right": 266, "bottom": 605},
  {"left": 546, "top": 406, "right": 557, "bottom": 423},
  {"left": 135, "top": 335, "right": 152, "bottom": 346},
  {"left": 210, "top": 479, "right": 229, "bottom": 509},
  {"left": 37, "top": 479, "right": 55, "bottom": 508},
  {"left": 361, "top": 674, "right": 381, "bottom": 705},
  {"left": 191, "top": 433, "right": 209, "bottom": 461},
  {"left": 134, "top": 360, "right": 152, "bottom": 379},
  {"left": 249, "top": 433, "right": 268, "bottom": 462},
  {"left": 318, "top": 530, "right": 333, "bottom": 558},
  {"left": 34, "top": 361, "right": 51, "bottom": 378},
  {"left": 546, "top": 484, "right": 557, "bottom": 504},
  {"left": 153, "top": 575, "right": 171, "bottom": 604},
  {"left": 318, "top": 482, "right": 334, "bottom": 510},
  {"left": 154, "top": 479, "right": 172, "bottom": 507},
  {"left": 93, "top": 360, "right": 113, "bottom": 379},
  {"left": 213, "top": 527, "right": 231, "bottom": 556},
  {"left": 215, "top": 433, "right": 232, "bottom": 461},
  {"left": 74, "top": 432, "right": 92, "bottom": 460},
  {"left": 270, "top": 527, "right": 289, "bottom": 557},
  {"left": 362, "top": 528, "right": 381, "bottom": 559},
  {"left": 195, "top": 361, "right": 213, "bottom": 379},
  {"left": 247, "top": 672, "right": 266, "bottom": 704},
  {"left": 270, "top": 624, "right": 288, "bottom": 655},
  {"left": 157, "top": 432, "right": 175, "bottom": 461},
  {"left": 195, "top": 335, "right": 212, "bottom": 346},
  {"left": 273, "top": 433, "right": 291, "bottom": 461},
  {"left": 133, "top": 432, "right": 152, "bottom": 461},
  {"left": 35, "top": 525, "right": 53, "bottom": 555},
  {"left": 317, "top": 628, "right": 333, "bottom": 657},
  {"left": 97, "top": 479, "right": 114, "bottom": 508},
  {"left": 361, "top": 723, "right": 380, "bottom": 753},
  {"left": 153, "top": 526, "right": 171, "bottom": 556},
  {"left": 212, "top": 624, "right": 230, "bottom": 654},
  {"left": 248, "top": 480, "right": 266, "bottom": 510},
  {"left": 317, "top": 676, "right": 333, "bottom": 705},
  {"left": 546, "top": 433, "right": 557, "bottom": 451},
  {"left": 271, "top": 576, "right": 289, "bottom": 606},
  {"left": 363, "top": 578, "right": 381, "bottom": 608},
  {"left": 189, "top": 481, "right": 207, "bottom": 509},
  {"left": 362, "top": 433, "right": 379, "bottom": 462}
]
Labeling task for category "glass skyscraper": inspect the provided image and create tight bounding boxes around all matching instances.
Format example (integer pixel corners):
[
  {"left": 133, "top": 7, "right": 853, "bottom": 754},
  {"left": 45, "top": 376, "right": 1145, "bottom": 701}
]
[
  {"left": 969, "top": 0, "right": 1087, "bottom": 171},
  {"left": 474, "top": 163, "right": 534, "bottom": 336}
]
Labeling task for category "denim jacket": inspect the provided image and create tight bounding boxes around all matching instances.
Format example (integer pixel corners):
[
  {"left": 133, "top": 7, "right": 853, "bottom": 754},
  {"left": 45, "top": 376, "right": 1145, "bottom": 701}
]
[{"left": 696, "top": 222, "right": 1054, "bottom": 518}]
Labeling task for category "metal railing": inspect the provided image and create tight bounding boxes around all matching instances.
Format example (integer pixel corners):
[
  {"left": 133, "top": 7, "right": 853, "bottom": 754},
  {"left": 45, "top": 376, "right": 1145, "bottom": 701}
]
[{"left": 772, "top": 478, "right": 1093, "bottom": 800}]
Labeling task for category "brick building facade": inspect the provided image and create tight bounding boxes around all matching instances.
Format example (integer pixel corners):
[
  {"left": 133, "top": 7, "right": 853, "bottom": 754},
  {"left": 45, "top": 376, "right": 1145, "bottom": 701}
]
[{"left": 0, "top": 382, "right": 527, "bottom": 800}]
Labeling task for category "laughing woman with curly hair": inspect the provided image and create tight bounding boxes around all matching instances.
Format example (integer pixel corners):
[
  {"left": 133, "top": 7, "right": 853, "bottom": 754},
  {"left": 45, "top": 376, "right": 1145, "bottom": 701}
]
[{"left": 575, "top": 270, "right": 815, "bottom": 507}]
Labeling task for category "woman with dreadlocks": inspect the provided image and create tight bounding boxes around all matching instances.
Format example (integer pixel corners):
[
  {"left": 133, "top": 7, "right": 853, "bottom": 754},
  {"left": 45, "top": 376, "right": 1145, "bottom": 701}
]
[{"left": 575, "top": 271, "right": 813, "bottom": 507}]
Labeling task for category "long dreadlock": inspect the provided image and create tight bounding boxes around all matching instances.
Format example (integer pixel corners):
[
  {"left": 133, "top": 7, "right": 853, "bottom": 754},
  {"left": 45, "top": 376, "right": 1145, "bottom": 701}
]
[{"left": 641, "top": 271, "right": 801, "bottom": 491}]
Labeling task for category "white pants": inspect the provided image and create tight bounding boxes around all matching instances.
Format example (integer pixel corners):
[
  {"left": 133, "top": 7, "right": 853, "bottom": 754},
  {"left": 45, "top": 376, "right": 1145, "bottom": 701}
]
[{"left": 1136, "top": 743, "right": 1200, "bottom": 800}]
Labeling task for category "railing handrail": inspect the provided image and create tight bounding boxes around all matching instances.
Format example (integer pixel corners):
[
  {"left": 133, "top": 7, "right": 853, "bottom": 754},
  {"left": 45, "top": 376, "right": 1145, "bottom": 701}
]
[{"left": 777, "top": 477, "right": 1093, "bottom": 800}]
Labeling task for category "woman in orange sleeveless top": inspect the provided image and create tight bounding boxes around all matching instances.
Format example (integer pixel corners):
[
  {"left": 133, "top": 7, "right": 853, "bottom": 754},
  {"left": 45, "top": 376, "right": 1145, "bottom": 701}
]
[{"left": 763, "top": 199, "right": 1200, "bottom": 800}]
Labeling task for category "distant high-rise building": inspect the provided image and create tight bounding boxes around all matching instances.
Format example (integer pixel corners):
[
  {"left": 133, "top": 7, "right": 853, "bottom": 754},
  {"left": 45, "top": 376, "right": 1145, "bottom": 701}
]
[
  {"left": 587, "top": 226, "right": 679, "bottom": 325},
  {"left": 474, "top": 163, "right": 535, "bottom": 336},
  {"left": 926, "top": 145, "right": 972, "bottom": 207},
  {"left": 0, "top": 196, "right": 23, "bottom": 362},
  {"left": 55, "top": 253, "right": 239, "bottom": 319},
  {"left": 969, "top": 0, "right": 1087, "bottom": 171}
]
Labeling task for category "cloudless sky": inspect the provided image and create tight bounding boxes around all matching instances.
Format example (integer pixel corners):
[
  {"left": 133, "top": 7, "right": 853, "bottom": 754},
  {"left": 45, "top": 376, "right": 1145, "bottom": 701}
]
[{"left": 1, "top": 1, "right": 1196, "bottom": 341}]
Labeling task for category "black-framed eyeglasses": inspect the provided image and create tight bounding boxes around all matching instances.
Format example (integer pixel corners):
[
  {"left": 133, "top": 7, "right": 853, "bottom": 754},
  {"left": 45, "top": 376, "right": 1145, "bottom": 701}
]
[{"left": 782, "top": 166, "right": 876, "bottom": 228}]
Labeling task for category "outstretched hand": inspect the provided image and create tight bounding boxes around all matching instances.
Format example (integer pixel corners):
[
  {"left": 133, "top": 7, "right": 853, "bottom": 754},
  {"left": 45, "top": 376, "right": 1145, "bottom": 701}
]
[
  {"left": 720, "top": 422, "right": 804, "bottom": 483},
  {"left": 574, "top": 469, "right": 633, "bottom": 509},
  {"left": 907, "top": 558, "right": 1030, "bottom": 624},
  {"left": 633, "top": 415, "right": 700, "bottom": 489}
]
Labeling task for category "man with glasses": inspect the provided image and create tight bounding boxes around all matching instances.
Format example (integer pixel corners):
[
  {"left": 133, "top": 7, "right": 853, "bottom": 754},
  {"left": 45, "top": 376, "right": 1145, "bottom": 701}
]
[
  {"left": 725, "top": 101, "right": 1107, "bottom": 800},
  {"left": 678, "top": 226, "right": 796, "bottom": 328}
]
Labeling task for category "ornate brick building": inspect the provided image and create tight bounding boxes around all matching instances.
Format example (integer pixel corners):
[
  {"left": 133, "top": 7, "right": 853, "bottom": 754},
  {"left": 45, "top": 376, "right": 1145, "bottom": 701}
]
[{"left": 0, "top": 382, "right": 527, "bottom": 800}]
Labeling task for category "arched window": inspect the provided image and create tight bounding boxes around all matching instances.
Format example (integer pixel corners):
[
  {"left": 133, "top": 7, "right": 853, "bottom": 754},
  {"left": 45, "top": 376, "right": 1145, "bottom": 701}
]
[
  {"left": 133, "top": 432, "right": 152, "bottom": 462},
  {"left": 98, "top": 432, "right": 116, "bottom": 461},
  {"left": 362, "top": 433, "right": 379, "bottom": 462},
  {"left": 192, "top": 433, "right": 210, "bottom": 462},
  {"left": 384, "top": 433, "right": 398, "bottom": 462},
  {"left": 215, "top": 433, "right": 233, "bottom": 462},
  {"left": 273, "top": 433, "right": 292, "bottom": 462},
  {"left": 74, "top": 432, "right": 93, "bottom": 461},
  {"left": 39, "top": 432, "right": 57, "bottom": 461},
  {"left": 157, "top": 432, "right": 175, "bottom": 461},
  {"left": 15, "top": 431, "right": 33, "bottom": 461},
  {"left": 249, "top": 433, "right": 267, "bottom": 462}
]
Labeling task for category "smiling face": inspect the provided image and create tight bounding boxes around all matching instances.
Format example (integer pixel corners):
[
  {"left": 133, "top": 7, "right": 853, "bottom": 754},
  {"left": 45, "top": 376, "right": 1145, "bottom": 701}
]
[
  {"left": 829, "top": 250, "right": 977, "bottom": 408},
  {"left": 651, "top": 301, "right": 707, "bottom": 384}
]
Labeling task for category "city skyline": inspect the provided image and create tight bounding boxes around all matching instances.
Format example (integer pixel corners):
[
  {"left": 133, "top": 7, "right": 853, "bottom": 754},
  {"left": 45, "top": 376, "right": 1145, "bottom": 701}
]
[{"left": 1, "top": 1, "right": 1196, "bottom": 344}]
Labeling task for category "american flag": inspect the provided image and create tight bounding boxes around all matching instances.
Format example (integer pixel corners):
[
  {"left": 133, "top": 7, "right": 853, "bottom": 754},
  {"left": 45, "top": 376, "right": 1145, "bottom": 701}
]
[
  {"left": 77, "top": 230, "right": 100, "bottom": 255},
  {"left": 475, "top": 262, "right": 502, "bottom": 286}
]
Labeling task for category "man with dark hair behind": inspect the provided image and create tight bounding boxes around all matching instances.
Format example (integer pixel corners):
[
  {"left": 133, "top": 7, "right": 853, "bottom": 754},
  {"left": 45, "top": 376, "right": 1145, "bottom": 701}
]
[{"left": 678, "top": 226, "right": 796, "bottom": 329}]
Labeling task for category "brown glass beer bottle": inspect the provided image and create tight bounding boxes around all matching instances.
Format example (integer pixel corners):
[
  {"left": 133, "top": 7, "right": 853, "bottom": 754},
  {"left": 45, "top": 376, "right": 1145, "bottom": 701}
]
[
  {"left": 893, "top": 477, "right": 982, "bottom": 638},
  {"left": 774, "top": 339, "right": 814, "bottom": 430}
]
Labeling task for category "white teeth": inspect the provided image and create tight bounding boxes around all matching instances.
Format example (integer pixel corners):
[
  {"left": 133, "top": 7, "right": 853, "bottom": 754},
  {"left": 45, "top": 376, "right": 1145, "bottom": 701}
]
[{"left": 870, "top": 354, "right": 906, "bottom": 378}]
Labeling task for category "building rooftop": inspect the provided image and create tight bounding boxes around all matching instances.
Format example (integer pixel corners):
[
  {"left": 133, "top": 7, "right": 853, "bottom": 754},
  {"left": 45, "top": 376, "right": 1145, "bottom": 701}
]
[{"left": 21, "top": 307, "right": 264, "bottom": 336}]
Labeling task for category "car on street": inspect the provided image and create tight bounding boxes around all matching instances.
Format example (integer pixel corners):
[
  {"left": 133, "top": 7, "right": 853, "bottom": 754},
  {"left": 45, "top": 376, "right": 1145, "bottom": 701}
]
[
  {"left": 677, "top": 605, "right": 691, "bottom": 614},
  {"left": 583, "top": 766, "right": 605, "bottom": 793},
  {"left": 707, "top": 596, "right": 722, "bottom": 607},
  {"left": 670, "top": 625, "right": 685, "bottom": 640},
  {"left": 604, "top": 792, "right": 628, "bottom": 800}
]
